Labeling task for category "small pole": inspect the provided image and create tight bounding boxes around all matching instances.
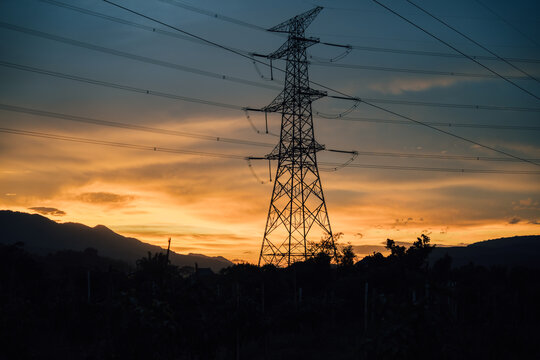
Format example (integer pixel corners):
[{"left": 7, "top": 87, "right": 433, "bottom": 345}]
[
  {"left": 270, "top": 59, "right": 273, "bottom": 80},
  {"left": 293, "top": 267, "right": 297, "bottom": 310},
  {"left": 261, "top": 282, "right": 265, "bottom": 314},
  {"left": 364, "top": 282, "right": 368, "bottom": 332},
  {"left": 264, "top": 111, "right": 268, "bottom": 134},
  {"left": 166, "top": 237, "right": 171, "bottom": 263},
  {"left": 236, "top": 281, "right": 240, "bottom": 360},
  {"left": 268, "top": 159, "right": 272, "bottom": 182},
  {"left": 87, "top": 270, "right": 91, "bottom": 304}
]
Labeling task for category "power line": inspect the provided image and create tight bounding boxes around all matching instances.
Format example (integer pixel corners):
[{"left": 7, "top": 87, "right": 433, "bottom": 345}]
[
  {"left": 3, "top": 102, "right": 534, "bottom": 163},
  {"left": 157, "top": 0, "right": 268, "bottom": 32},
  {"left": 311, "top": 60, "right": 532, "bottom": 80},
  {"left": 318, "top": 161, "right": 540, "bottom": 175},
  {"left": 370, "top": 0, "right": 540, "bottom": 101},
  {"left": 101, "top": 0, "right": 259, "bottom": 66},
  {"left": 0, "top": 60, "right": 244, "bottom": 111},
  {"left": 331, "top": 44, "right": 540, "bottom": 64},
  {"left": 38, "top": 0, "right": 252, "bottom": 55},
  {"left": 39, "top": 2, "right": 525, "bottom": 88},
  {"left": 336, "top": 96, "right": 540, "bottom": 167},
  {"left": 100, "top": 0, "right": 540, "bottom": 167},
  {"left": 0, "top": 22, "right": 281, "bottom": 92},
  {"left": 0, "top": 127, "right": 247, "bottom": 159},
  {"left": 346, "top": 98, "right": 540, "bottom": 112},
  {"left": 40, "top": 0, "right": 540, "bottom": 64},
  {"left": 406, "top": 0, "right": 538, "bottom": 82},
  {"left": 474, "top": 0, "right": 540, "bottom": 49},
  {"left": 5, "top": 58, "right": 534, "bottom": 120},
  {"left": 0, "top": 103, "right": 273, "bottom": 148},
  {"left": 155, "top": 0, "right": 540, "bottom": 65},
  {"left": 331, "top": 150, "right": 538, "bottom": 162},
  {"left": 2, "top": 126, "right": 537, "bottom": 175},
  {"left": 315, "top": 113, "right": 540, "bottom": 131},
  {"left": 19, "top": 3, "right": 528, "bottom": 160},
  {"left": 157, "top": 0, "right": 540, "bottom": 75}
]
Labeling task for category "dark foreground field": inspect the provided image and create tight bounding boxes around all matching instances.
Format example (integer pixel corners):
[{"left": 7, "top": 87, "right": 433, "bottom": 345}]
[{"left": 2, "top": 235, "right": 539, "bottom": 360}]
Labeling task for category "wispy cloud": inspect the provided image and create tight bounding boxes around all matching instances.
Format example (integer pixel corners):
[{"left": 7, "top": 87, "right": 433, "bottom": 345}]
[
  {"left": 78, "top": 192, "right": 134, "bottom": 204},
  {"left": 28, "top": 206, "right": 66, "bottom": 216},
  {"left": 368, "top": 76, "right": 465, "bottom": 95}
]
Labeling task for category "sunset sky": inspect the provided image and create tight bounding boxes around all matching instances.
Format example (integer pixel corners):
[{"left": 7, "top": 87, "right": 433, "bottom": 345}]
[{"left": 1, "top": 0, "right": 539, "bottom": 263}]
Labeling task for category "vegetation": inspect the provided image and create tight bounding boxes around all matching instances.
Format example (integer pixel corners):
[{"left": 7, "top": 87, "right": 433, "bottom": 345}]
[{"left": 1, "top": 235, "right": 539, "bottom": 359}]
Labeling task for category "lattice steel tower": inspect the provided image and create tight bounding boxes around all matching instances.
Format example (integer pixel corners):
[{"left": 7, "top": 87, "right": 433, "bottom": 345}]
[{"left": 256, "top": 7, "right": 334, "bottom": 267}]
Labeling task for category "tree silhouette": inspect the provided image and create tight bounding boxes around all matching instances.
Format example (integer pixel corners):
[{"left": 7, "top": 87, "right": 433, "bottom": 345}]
[{"left": 338, "top": 243, "right": 356, "bottom": 267}]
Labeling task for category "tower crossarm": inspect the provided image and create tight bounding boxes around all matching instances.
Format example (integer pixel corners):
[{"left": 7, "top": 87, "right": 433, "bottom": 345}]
[
  {"left": 262, "top": 140, "right": 325, "bottom": 161},
  {"left": 245, "top": 87, "right": 326, "bottom": 115},
  {"left": 267, "top": 36, "right": 320, "bottom": 60},
  {"left": 299, "top": 88, "right": 327, "bottom": 102},
  {"left": 262, "top": 90, "right": 286, "bottom": 113}
]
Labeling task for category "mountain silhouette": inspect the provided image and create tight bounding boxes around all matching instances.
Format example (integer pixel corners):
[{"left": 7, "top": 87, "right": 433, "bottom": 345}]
[
  {"left": 0, "top": 210, "right": 233, "bottom": 271},
  {"left": 429, "top": 235, "right": 540, "bottom": 268}
]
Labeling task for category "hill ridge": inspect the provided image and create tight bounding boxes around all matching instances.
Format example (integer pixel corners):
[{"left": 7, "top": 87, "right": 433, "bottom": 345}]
[{"left": 0, "top": 210, "right": 233, "bottom": 271}]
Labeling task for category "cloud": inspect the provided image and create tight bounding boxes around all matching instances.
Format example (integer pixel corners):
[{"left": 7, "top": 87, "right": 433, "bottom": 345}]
[
  {"left": 390, "top": 217, "right": 418, "bottom": 229},
  {"left": 520, "top": 198, "right": 533, "bottom": 206},
  {"left": 508, "top": 217, "right": 521, "bottom": 224},
  {"left": 369, "top": 76, "right": 463, "bottom": 95},
  {"left": 78, "top": 192, "right": 134, "bottom": 204},
  {"left": 28, "top": 207, "right": 66, "bottom": 216},
  {"left": 528, "top": 220, "right": 540, "bottom": 225}
]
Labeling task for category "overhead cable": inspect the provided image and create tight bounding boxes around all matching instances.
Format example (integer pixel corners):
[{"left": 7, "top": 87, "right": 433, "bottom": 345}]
[
  {"left": 0, "top": 22, "right": 281, "bottom": 92},
  {"left": 3, "top": 103, "right": 536, "bottom": 163},
  {"left": 10, "top": 17, "right": 516, "bottom": 83},
  {"left": 328, "top": 149, "right": 538, "bottom": 163},
  {"left": 317, "top": 113, "right": 540, "bottom": 131},
  {"left": 406, "top": 0, "right": 538, "bottom": 82},
  {"left": 63, "top": 1, "right": 539, "bottom": 166},
  {"left": 312, "top": 60, "right": 533, "bottom": 80},
  {"left": 318, "top": 161, "right": 540, "bottom": 175},
  {"left": 0, "top": 103, "right": 273, "bottom": 148},
  {"left": 370, "top": 0, "right": 540, "bottom": 101},
  {"left": 156, "top": 0, "right": 540, "bottom": 66},
  {"left": 0, "top": 127, "right": 247, "bottom": 159},
  {"left": 0, "top": 60, "right": 244, "bottom": 111},
  {"left": 157, "top": 0, "right": 268, "bottom": 32},
  {"left": 344, "top": 97, "right": 540, "bottom": 112},
  {"left": 38, "top": 0, "right": 252, "bottom": 55},
  {"left": 40, "top": 0, "right": 540, "bottom": 64},
  {"left": 4, "top": 57, "right": 532, "bottom": 118},
  {"left": 474, "top": 0, "right": 540, "bottom": 49},
  {"left": 345, "top": 44, "right": 539, "bottom": 64},
  {"left": 2, "top": 127, "right": 538, "bottom": 175},
  {"left": 331, "top": 95, "right": 540, "bottom": 166}
]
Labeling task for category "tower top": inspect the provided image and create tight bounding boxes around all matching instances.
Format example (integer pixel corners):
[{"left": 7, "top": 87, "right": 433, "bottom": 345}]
[{"left": 267, "top": 6, "right": 323, "bottom": 34}]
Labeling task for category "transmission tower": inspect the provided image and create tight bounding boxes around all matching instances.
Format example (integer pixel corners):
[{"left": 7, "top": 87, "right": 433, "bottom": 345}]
[{"left": 253, "top": 7, "right": 334, "bottom": 267}]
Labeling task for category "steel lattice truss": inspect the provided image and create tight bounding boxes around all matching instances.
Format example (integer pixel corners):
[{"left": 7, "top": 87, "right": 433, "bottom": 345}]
[{"left": 258, "top": 7, "right": 334, "bottom": 267}]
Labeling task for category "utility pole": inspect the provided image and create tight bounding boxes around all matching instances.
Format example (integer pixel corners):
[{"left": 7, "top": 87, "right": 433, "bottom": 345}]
[{"left": 251, "top": 7, "right": 334, "bottom": 267}]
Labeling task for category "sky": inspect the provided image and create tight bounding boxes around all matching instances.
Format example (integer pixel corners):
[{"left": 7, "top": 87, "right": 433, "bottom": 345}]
[{"left": 1, "top": 0, "right": 539, "bottom": 263}]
